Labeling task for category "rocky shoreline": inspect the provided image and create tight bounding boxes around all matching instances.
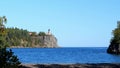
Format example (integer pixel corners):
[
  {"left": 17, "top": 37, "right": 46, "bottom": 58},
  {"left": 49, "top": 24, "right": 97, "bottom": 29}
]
[{"left": 20, "top": 63, "right": 120, "bottom": 68}]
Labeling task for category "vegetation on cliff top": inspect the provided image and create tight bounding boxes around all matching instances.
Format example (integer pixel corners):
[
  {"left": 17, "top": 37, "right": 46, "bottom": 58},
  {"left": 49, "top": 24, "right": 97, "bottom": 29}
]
[{"left": 5, "top": 27, "right": 47, "bottom": 47}]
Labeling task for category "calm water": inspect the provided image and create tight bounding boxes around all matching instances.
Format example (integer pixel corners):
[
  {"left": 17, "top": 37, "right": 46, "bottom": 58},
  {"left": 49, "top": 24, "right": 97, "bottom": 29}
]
[{"left": 11, "top": 47, "right": 120, "bottom": 64}]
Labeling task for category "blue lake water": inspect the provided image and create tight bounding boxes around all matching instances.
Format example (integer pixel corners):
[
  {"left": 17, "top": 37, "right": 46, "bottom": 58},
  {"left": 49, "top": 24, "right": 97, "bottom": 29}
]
[{"left": 11, "top": 47, "right": 120, "bottom": 64}]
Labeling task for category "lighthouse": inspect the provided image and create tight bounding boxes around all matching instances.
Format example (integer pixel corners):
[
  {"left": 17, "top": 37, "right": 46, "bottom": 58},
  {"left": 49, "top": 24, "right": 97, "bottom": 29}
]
[{"left": 47, "top": 29, "right": 51, "bottom": 35}]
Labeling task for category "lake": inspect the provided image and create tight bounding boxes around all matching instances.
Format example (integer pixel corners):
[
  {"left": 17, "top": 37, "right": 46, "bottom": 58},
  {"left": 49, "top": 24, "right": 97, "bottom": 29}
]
[{"left": 11, "top": 47, "right": 120, "bottom": 64}]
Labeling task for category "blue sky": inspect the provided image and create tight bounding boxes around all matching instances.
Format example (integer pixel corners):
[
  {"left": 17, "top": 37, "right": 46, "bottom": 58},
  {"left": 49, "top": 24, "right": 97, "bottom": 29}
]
[{"left": 0, "top": 0, "right": 120, "bottom": 47}]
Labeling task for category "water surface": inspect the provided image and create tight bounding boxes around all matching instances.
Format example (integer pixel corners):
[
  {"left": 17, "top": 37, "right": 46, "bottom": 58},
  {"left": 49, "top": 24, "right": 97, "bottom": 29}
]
[{"left": 11, "top": 47, "right": 120, "bottom": 64}]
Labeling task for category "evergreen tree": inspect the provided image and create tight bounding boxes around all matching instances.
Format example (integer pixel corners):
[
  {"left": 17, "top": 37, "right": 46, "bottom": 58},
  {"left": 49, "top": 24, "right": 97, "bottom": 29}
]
[
  {"left": 38, "top": 32, "right": 46, "bottom": 36},
  {"left": 111, "top": 21, "right": 120, "bottom": 44},
  {"left": 0, "top": 16, "right": 21, "bottom": 68}
]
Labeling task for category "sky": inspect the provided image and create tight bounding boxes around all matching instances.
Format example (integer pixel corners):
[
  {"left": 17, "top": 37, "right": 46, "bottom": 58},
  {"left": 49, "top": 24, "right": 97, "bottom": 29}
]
[{"left": 0, "top": 0, "right": 120, "bottom": 47}]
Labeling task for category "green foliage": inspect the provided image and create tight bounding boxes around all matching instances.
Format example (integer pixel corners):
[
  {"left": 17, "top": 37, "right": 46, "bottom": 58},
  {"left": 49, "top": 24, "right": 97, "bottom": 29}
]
[
  {"left": 111, "top": 21, "right": 120, "bottom": 44},
  {"left": 0, "top": 16, "right": 21, "bottom": 68},
  {"left": 6, "top": 28, "right": 32, "bottom": 47},
  {"left": 113, "top": 28, "right": 120, "bottom": 39},
  {"left": 0, "top": 48, "right": 21, "bottom": 68},
  {"left": 38, "top": 32, "right": 46, "bottom": 36},
  {"left": 5, "top": 28, "right": 46, "bottom": 47},
  {"left": 0, "top": 16, "right": 7, "bottom": 48}
]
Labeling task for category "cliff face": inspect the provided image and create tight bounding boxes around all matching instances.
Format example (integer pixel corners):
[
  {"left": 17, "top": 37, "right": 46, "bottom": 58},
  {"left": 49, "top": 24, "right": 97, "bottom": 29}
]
[
  {"left": 31, "top": 35, "right": 58, "bottom": 48},
  {"left": 43, "top": 35, "right": 58, "bottom": 47}
]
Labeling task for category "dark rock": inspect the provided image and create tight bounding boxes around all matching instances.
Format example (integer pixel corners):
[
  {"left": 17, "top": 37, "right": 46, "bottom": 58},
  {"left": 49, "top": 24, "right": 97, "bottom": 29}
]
[
  {"left": 107, "top": 40, "right": 120, "bottom": 54},
  {"left": 21, "top": 63, "right": 120, "bottom": 68}
]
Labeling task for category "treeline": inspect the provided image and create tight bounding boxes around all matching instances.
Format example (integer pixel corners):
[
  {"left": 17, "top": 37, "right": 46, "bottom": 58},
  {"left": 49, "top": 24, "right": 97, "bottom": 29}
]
[{"left": 5, "top": 27, "right": 46, "bottom": 47}]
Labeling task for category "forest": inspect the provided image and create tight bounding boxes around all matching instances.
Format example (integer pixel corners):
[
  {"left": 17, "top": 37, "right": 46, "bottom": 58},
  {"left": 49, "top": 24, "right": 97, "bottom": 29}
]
[{"left": 5, "top": 27, "right": 45, "bottom": 47}]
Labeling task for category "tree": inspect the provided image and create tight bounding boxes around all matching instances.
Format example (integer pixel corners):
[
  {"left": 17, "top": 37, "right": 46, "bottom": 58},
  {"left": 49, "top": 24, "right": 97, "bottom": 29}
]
[
  {"left": 38, "top": 32, "right": 46, "bottom": 36},
  {"left": 107, "top": 21, "right": 120, "bottom": 54},
  {"left": 0, "top": 16, "right": 7, "bottom": 48},
  {"left": 0, "top": 48, "right": 21, "bottom": 68},
  {"left": 0, "top": 16, "right": 21, "bottom": 68},
  {"left": 111, "top": 21, "right": 120, "bottom": 44}
]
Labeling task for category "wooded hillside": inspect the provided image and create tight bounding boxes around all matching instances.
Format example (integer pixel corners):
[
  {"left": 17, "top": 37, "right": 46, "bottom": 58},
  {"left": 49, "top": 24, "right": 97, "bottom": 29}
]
[{"left": 5, "top": 28, "right": 44, "bottom": 47}]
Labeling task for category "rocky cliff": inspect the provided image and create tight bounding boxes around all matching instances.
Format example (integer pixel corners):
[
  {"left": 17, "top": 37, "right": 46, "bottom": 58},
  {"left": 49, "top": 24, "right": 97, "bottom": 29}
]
[
  {"left": 32, "top": 34, "right": 58, "bottom": 48},
  {"left": 6, "top": 28, "right": 59, "bottom": 48}
]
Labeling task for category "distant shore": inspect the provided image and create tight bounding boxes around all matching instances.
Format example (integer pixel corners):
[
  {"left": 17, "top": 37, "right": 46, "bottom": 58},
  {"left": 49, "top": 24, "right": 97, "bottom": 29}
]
[
  {"left": 8, "top": 46, "right": 60, "bottom": 48},
  {"left": 21, "top": 63, "right": 120, "bottom": 68}
]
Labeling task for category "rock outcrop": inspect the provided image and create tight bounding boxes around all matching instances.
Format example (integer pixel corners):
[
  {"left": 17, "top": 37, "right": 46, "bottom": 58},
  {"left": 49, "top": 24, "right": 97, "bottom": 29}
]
[
  {"left": 28, "top": 29, "right": 59, "bottom": 48},
  {"left": 21, "top": 63, "right": 120, "bottom": 68},
  {"left": 43, "top": 35, "right": 58, "bottom": 48},
  {"left": 32, "top": 34, "right": 58, "bottom": 48},
  {"left": 107, "top": 41, "right": 120, "bottom": 54}
]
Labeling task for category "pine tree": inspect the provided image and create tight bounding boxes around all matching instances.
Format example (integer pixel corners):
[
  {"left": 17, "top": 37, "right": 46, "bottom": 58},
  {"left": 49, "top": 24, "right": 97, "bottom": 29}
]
[{"left": 0, "top": 16, "right": 21, "bottom": 68}]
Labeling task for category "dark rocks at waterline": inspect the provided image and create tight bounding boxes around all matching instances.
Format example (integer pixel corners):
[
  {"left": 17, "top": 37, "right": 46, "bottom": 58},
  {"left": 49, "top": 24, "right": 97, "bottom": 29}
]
[
  {"left": 107, "top": 42, "right": 120, "bottom": 54},
  {"left": 21, "top": 63, "right": 120, "bottom": 68}
]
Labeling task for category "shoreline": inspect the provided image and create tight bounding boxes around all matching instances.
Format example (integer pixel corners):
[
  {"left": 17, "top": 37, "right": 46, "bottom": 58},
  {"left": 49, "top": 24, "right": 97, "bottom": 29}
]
[
  {"left": 7, "top": 46, "right": 60, "bottom": 48},
  {"left": 21, "top": 63, "right": 120, "bottom": 68}
]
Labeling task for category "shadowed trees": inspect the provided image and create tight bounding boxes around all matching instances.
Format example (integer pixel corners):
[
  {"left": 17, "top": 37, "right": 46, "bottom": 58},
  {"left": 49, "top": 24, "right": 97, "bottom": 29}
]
[
  {"left": 107, "top": 21, "right": 120, "bottom": 54},
  {"left": 0, "top": 16, "right": 21, "bottom": 68}
]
